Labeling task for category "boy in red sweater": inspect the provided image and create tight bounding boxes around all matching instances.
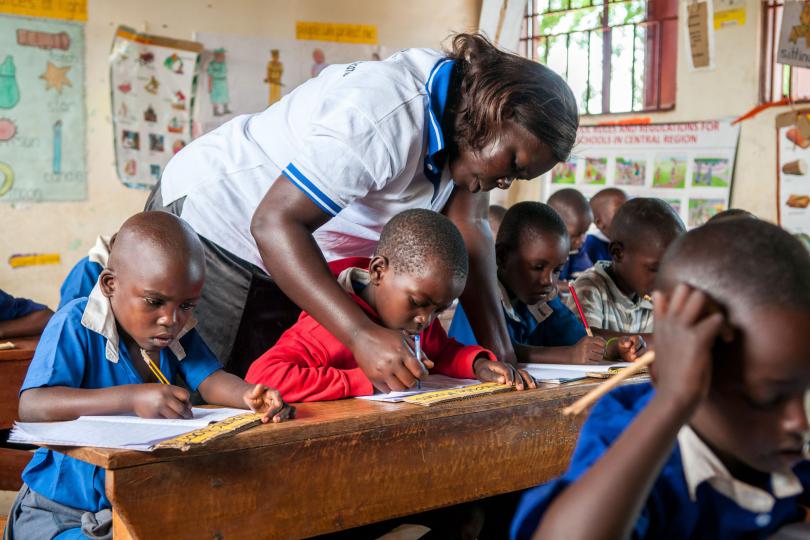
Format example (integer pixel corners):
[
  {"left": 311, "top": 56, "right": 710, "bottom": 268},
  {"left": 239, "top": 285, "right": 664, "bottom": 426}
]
[{"left": 247, "top": 209, "right": 535, "bottom": 402}]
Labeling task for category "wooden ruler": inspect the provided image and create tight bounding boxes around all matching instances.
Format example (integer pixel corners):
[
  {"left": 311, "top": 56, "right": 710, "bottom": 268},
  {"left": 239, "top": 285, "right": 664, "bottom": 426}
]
[
  {"left": 403, "top": 382, "right": 513, "bottom": 407},
  {"left": 154, "top": 412, "right": 264, "bottom": 451}
]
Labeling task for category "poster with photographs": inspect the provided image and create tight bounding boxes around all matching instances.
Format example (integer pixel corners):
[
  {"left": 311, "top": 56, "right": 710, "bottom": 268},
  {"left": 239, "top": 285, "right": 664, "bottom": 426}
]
[
  {"left": 542, "top": 120, "right": 740, "bottom": 228},
  {"left": 776, "top": 110, "right": 810, "bottom": 239},
  {"left": 110, "top": 26, "right": 202, "bottom": 189}
]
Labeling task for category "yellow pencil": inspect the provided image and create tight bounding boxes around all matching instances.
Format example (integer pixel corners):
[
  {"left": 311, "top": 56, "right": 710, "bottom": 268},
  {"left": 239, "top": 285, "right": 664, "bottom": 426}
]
[{"left": 140, "top": 349, "right": 170, "bottom": 385}]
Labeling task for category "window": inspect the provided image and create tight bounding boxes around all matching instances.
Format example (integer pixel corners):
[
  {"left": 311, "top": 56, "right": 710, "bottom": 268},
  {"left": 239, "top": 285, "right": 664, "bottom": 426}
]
[
  {"left": 520, "top": 0, "right": 678, "bottom": 115},
  {"left": 761, "top": 1, "right": 810, "bottom": 103}
]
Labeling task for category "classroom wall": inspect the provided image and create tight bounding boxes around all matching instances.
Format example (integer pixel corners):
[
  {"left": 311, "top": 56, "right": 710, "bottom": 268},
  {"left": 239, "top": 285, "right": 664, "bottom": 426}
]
[
  {"left": 502, "top": 0, "right": 779, "bottom": 223},
  {"left": 0, "top": 0, "right": 481, "bottom": 308}
]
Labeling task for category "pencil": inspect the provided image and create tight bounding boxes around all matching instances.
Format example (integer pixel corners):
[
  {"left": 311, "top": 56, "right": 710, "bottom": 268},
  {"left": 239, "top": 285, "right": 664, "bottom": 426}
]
[
  {"left": 562, "top": 351, "right": 655, "bottom": 416},
  {"left": 140, "top": 349, "right": 170, "bottom": 385},
  {"left": 568, "top": 282, "right": 594, "bottom": 337},
  {"left": 414, "top": 333, "right": 424, "bottom": 390}
]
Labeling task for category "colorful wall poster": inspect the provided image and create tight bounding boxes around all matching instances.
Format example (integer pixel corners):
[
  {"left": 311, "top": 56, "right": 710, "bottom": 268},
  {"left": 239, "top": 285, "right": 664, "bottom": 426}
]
[
  {"left": 777, "top": 109, "right": 810, "bottom": 236},
  {"left": 110, "top": 27, "right": 202, "bottom": 189},
  {"left": 194, "top": 32, "right": 388, "bottom": 134},
  {"left": 541, "top": 120, "right": 741, "bottom": 228},
  {"left": 295, "top": 21, "right": 377, "bottom": 45},
  {"left": 0, "top": 15, "right": 85, "bottom": 203},
  {"left": 778, "top": 0, "right": 810, "bottom": 69}
]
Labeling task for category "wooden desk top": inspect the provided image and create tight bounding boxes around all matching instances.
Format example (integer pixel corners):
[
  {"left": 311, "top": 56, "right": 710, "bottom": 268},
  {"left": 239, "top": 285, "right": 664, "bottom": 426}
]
[
  {"left": 60, "top": 378, "right": 647, "bottom": 539},
  {"left": 0, "top": 336, "right": 38, "bottom": 362}
]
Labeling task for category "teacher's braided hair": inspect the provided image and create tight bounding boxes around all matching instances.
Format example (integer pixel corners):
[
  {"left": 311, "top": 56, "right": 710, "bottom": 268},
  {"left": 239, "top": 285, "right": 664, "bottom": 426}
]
[{"left": 445, "top": 33, "right": 579, "bottom": 162}]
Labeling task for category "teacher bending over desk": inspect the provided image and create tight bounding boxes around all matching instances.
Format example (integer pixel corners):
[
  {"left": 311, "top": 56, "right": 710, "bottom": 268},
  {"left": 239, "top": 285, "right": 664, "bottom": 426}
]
[{"left": 147, "top": 33, "right": 579, "bottom": 388}]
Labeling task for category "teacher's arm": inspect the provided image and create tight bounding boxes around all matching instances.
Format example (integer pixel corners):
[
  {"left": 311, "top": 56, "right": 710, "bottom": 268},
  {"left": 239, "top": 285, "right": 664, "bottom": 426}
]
[
  {"left": 251, "top": 176, "right": 430, "bottom": 393},
  {"left": 444, "top": 188, "right": 518, "bottom": 365}
]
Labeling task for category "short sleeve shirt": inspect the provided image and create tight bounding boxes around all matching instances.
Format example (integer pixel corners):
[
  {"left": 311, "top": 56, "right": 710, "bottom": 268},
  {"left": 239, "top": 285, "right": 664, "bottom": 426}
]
[
  {"left": 20, "top": 287, "right": 222, "bottom": 512},
  {"left": 0, "top": 289, "right": 47, "bottom": 321},
  {"left": 160, "top": 49, "right": 457, "bottom": 271}
]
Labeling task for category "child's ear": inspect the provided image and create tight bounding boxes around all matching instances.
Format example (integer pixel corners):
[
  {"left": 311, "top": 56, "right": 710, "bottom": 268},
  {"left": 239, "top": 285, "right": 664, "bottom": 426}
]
[
  {"left": 594, "top": 216, "right": 606, "bottom": 234},
  {"left": 99, "top": 269, "right": 116, "bottom": 298},
  {"left": 609, "top": 241, "right": 624, "bottom": 263},
  {"left": 367, "top": 255, "right": 389, "bottom": 285}
]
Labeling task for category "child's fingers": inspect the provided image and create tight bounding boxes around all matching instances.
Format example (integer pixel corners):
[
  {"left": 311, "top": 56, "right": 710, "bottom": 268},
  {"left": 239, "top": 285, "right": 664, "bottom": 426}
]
[
  {"left": 518, "top": 369, "right": 537, "bottom": 389},
  {"left": 652, "top": 290, "right": 670, "bottom": 320}
]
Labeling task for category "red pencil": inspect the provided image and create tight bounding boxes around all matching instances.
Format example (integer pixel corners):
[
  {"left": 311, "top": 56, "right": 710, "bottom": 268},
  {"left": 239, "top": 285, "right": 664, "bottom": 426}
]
[{"left": 567, "top": 282, "right": 594, "bottom": 337}]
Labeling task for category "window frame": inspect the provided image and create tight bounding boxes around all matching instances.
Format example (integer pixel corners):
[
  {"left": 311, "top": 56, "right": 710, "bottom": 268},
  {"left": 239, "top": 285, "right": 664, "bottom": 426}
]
[{"left": 519, "top": 0, "right": 678, "bottom": 116}]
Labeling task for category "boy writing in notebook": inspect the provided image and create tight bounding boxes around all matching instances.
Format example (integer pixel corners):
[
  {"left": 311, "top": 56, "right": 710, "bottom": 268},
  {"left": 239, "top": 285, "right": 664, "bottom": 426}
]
[
  {"left": 246, "top": 209, "right": 535, "bottom": 402},
  {"left": 513, "top": 218, "right": 810, "bottom": 540},
  {"left": 547, "top": 188, "right": 593, "bottom": 285},
  {"left": 569, "top": 198, "right": 685, "bottom": 342},
  {"left": 5, "top": 212, "right": 293, "bottom": 540},
  {"left": 449, "top": 202, "right": 644, "bottom": 363},
  {"left": 582, "top": 187, "right": 627, "bottom": 263}
]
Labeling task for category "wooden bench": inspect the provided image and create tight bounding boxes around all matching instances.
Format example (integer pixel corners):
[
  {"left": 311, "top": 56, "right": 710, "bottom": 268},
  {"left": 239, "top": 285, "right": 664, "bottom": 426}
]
[{"left": 57, "top": 379, "right": 646, "bottom": 539}]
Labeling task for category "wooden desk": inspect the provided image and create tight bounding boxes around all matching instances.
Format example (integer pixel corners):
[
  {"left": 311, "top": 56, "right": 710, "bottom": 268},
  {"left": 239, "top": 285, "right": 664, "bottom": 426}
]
[
  {"left": 0, "top": 336, "right": 38, "bottom": 491},
  {"left": 60, "top": 379, "right": 646, "bottom": 540}
]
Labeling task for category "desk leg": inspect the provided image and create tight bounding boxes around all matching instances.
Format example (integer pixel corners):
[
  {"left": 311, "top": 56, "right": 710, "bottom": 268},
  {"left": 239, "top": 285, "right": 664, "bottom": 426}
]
[{"left": 112, "top": 505, "right": 136, "bottom": 539}]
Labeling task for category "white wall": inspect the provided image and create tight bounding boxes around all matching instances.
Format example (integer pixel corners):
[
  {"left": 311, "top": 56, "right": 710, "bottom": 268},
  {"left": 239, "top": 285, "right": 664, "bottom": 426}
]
[
  {"left": 504, "top": 0, "right": 778, "bottom": 222},
  {"left": 0, "top": 0, "right": 480, "bottom": 307}
]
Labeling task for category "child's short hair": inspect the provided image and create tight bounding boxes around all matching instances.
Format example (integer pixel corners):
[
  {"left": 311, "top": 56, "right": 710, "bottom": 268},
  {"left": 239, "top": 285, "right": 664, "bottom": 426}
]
[
  {"left": 609, "top": 198, "right": 685, "bottom": 247},
  {"left": 705, "top": 208, "right": 757, "bottom": 224},
  {"left": 659, "top": 219, "right": 810, "bottom": 311},
  {"left": 496, "top": 201, "right": 568, "bottom": 251},
  {"left": 376, "top": 209, "right": 468, "bottom": 281},
  {"left": 547, "top": 188, "right": 590, "bottom": 218}
]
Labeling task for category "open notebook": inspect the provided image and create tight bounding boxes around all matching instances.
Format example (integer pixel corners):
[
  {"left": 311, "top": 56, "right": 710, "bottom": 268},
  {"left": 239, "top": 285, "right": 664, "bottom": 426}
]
[
  {"left": 356, "top": 374, "right": 480, "bottom": 403},
  {"left": 9, "top": 407, "right": 247, "bottom": 452}
]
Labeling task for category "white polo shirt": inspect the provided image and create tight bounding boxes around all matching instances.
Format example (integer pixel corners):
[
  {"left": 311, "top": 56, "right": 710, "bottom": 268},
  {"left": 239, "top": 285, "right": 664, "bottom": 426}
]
[{"left": 160, "top": 48, "right": 456, "bottom": 272}]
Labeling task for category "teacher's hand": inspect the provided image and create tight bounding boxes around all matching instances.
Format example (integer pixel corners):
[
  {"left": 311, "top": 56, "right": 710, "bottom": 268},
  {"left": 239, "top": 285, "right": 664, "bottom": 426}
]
[{"left": 354, "top": 325, "right": 434, "bottom": 393}]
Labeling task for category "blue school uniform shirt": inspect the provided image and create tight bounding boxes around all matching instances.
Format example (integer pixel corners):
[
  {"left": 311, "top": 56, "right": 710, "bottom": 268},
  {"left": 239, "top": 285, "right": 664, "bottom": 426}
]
[
  {"left": 0, "top": 289, "right": 47, "bottom": 321},
  {"left": 449, "top": 281, "right": 585, "bottom": 347},
  {"left": 58, "top": 235, "right": 112, "bottom": 309},
  {"left": 58, "top": 256, "right": 103, "bottom": 309},
  {"left": 20, "top": 285, "right": 223, "bottom": 513},
  {"left": 559, "top": 249, "right": 593, "bottom": 282},
  {"left": 582, "top": 233, "right": 611, "bottom": 263},
  {"left": 511, "top": 383, "right": 810, "bottom": 540}
]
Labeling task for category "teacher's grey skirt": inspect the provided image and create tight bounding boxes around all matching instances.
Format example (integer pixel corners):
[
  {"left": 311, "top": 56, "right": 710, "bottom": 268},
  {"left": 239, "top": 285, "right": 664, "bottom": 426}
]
[{"left": 145, "top": 182, "right": 300, "bottom": 377}]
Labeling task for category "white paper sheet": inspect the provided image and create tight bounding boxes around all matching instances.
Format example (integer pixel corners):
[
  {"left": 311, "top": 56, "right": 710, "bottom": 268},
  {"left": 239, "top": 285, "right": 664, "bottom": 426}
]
[
  {"left": 520, "top": 362, "right": 633, "bottom": 384},
  {"left": 356, "top": 374, "right": 479, "bottom": 403},
  {"left": 9, "top": 407, "right": 246, "bottom": 451}
]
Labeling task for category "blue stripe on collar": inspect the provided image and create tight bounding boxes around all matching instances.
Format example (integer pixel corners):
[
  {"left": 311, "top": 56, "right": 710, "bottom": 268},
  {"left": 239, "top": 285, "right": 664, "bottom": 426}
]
[{"left": 424, "top": 58, "right": 455, "bottom": 199}]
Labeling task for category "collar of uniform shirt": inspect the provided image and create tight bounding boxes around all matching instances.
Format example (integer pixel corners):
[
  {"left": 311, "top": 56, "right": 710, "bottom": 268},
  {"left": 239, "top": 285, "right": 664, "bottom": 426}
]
[{"left": 423, "top": 58, "right": 455, "bottom": 197}]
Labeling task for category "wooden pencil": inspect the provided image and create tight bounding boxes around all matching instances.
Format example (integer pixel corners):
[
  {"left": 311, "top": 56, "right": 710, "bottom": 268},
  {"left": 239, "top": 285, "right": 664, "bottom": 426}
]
[
  {"left": 562, "top": 351, "right": 655, "bottom": 416},
  {"left": 141, "top": 349, "right": 170, "bottom": 385},
  {"left": 567, "top": 282, "right": 594, "bottom": 337}
]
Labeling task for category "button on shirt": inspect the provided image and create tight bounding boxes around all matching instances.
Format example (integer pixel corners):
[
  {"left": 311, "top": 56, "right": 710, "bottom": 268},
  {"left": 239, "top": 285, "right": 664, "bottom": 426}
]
[
  {"left": 20, "top": 285, "right": 222, "bottom": 512},
  {"left": 160, "top": 49, "right": 457, "bottom": 271}
]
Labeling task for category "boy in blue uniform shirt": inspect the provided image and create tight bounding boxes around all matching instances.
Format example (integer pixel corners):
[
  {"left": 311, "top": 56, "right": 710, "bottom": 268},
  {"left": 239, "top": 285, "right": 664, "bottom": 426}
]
[
  {"left": 0, "top": 289, "right": 52, "bottom": 339},
  {"left": 58, "top": 234, "right": 112, "bottom": 309},
  {"left": 512, "top": 219, "right": 810, "bottom": 540},
  {"left": 450, "top": 202, "right": 643, "bottom": 364},
  {"left": 547, "top": 189, "right": 593, "bottom": 286},
  {"left": 4, "top": 212, "right": 294, "bottom": 540},
  {"left": 582, "top": 187, "right": 627, "bottom": 263}
]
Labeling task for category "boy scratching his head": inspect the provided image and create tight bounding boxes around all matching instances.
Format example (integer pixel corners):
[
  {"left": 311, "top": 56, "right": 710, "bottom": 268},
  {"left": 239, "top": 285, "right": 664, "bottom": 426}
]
[
  {"left": 450, "top": 202, "right": 641, "bottom": 364},
  {"left": 583, "top": 187, "right": 628, "bottom": 263},
  {"left": 513, "top": 219, "right": 810, "bottom": 540},
  {"left": 5, "top": 212, "right": 293, "bottom": 540},
  {"left": 569, "top": 198, "right": 685, "bottom": 345},
  {"left": 246, "top": 209, "right": 535, "bottom": 402}
]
